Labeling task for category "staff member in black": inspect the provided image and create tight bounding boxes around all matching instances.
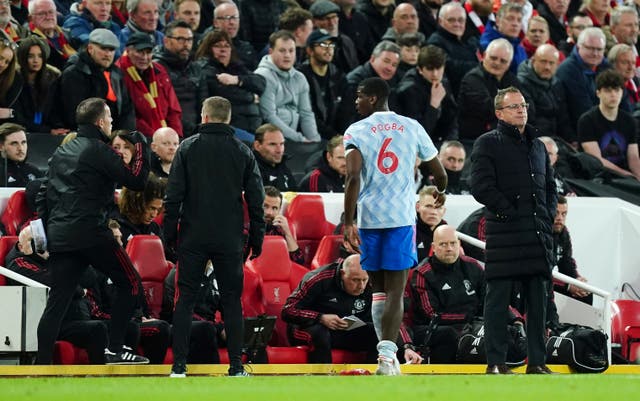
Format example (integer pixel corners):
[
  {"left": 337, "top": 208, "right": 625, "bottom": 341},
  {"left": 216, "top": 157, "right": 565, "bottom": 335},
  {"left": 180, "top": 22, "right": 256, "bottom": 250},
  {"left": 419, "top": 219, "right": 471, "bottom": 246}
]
[
  {"left": 35, "top": 97, "right": 150, "bottom": 365},
  {"left": 470, "top": 87, "right": 557, "bottom": 375},
  {"left": 164, "top": 96, "right": 265, "bottom": 377}
]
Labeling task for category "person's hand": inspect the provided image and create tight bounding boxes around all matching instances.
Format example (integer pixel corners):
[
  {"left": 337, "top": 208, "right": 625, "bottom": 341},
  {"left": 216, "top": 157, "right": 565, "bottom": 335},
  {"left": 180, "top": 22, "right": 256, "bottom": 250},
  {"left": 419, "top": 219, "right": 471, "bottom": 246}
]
[
  {"left": 343, "top": 224, "right": 361, "bottom": 254},
  {"left": 50, "top": 128, "right": 70, "bottom": 135},
  {"left": 272, "top": 215, "right": 291, "bottom": 235},
  {"left": 141, "top": 316, "right": 157, "bottom": 322},
  {"left": 430, "top": 81, "right": 446, "bottom": 108},
  {"left": 319, "top": 314, "right": 349, "bottom": 330},
  {"left": 432, "top": 191, "right": 446, "bottom": 208},
  {"left": 217, "top": 73, "right": 239, "bottom": 85},
  {"left": 568, "top": 276, "right": 590, "bottom": 298},
  {"left": 404, "top": 348, "right": 424, "bottom": 364}
]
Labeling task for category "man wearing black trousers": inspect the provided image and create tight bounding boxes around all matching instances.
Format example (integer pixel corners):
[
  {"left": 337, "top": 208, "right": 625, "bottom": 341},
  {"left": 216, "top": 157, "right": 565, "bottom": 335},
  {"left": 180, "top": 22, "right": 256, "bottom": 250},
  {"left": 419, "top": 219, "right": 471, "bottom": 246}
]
[
  {"left": 35, "top": 97, "right": 150, "bottom": 365},
  {"left": 470, "top": 87, "right": 557, "bottom": 374},
  {"left": 164, "top": 96, "right": 265, "bottom": 377}
]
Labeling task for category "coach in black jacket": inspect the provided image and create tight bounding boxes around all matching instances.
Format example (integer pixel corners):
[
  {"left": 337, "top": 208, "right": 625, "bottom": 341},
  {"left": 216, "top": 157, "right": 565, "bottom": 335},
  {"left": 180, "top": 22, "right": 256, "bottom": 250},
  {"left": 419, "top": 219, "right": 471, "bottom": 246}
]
[
  {"left": 282, "top": 254, "right": 378, "bottom": 363},
  {"left": 35, "top": 97, "right": 149, "bottom": 365},
  {"left": 470, "top": 87, "right": 557, "bottom": 375},
  {"left": 163, "top": 96, "right": 265, "bottom": 377}
]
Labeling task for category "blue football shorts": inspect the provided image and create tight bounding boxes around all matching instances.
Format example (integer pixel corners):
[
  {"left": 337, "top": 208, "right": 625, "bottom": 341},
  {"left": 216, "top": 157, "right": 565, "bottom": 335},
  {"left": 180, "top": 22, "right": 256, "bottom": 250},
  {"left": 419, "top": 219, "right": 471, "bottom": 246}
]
[{"left": 359, "top": 225, "right": 417, "bottom": 271}]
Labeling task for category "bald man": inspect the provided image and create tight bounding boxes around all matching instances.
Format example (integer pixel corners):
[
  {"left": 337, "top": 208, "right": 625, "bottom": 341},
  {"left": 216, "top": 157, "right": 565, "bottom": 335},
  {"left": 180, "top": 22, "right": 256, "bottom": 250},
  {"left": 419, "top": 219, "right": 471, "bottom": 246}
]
[
  {"left": 282, "top": 254, "right": 379, "bottom": 364},
  {"left": 150, "top": 127, "right": 180, "bottom": 177}
]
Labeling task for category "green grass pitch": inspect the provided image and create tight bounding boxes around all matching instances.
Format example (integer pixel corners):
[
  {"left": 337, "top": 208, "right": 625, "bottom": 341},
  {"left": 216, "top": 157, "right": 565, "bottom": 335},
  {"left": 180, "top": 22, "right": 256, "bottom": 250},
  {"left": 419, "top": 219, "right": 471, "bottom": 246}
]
[{"left": 1, "top": 375, "right": 638, "bottom": 401}]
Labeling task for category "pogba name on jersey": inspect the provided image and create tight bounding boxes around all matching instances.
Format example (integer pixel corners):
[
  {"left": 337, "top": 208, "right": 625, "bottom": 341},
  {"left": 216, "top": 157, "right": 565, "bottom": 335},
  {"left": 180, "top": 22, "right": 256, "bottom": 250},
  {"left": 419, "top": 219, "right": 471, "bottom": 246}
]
[{"left": 371, "top": 122, "right": 404, "bottom": 134}]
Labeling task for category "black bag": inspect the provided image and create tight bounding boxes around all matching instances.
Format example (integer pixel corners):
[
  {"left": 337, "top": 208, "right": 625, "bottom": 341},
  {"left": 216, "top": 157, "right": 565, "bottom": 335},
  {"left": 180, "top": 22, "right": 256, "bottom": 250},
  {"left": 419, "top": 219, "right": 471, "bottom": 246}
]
[
  {"left": 456, "top": 319, "right": 527, "bottom": 366},
  {"left": 545, "top": 324, "right": 609, "bottom": 373}
]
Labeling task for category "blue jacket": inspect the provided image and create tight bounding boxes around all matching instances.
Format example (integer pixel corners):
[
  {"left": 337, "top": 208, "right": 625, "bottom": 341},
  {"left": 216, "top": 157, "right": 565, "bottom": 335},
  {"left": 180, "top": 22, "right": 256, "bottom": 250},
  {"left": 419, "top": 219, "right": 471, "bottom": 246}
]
[
  {"left": 63, "top": 10, "right": 122, "bottom": 58},
  {"left": 479, "top": 21, "right": 527, "bottom": 75}
]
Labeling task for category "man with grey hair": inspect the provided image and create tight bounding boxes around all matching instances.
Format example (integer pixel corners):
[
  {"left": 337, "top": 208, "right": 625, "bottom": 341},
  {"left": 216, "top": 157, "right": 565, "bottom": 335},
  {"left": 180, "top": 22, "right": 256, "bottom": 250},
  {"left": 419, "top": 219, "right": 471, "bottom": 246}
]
[
  {"left": 606, "top": 5, "right": 639, "bottom": 51},
  {"left": 609, "top": 43, "right": 640, "bottom": 113},
  {"left": 211, "top": 1, "right": 258, "bottom": 70},
  {"left": 28, "top": 0, "right": 76, "bottom": 70},
  {"left": 479, "top": 3, "right": 527, "bottom": 73},
  {"left": 538, "top": 136, "right": 575, "bottom": 196},
  {"left": 458, "top": 38, "right": 519, "bottom": 143},
  {"left": 0, "top": 0, "right": 28, "bottom": 42},
  {"left": 556, "top": 27, "right": 609, "bottom": 146},
  {"left": 119, "top": 0, "right": 164, "bottom": 51},
  {"left": 63, "top": 0, "right": 122, "bottom": 50}
]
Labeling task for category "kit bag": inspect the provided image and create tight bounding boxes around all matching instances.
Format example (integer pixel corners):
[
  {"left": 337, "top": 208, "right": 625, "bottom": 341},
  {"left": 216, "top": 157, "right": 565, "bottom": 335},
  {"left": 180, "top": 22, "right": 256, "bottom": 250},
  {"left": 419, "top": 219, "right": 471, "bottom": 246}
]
[{"left": 545, "top": 324, "right": 609, "bottom": 373}]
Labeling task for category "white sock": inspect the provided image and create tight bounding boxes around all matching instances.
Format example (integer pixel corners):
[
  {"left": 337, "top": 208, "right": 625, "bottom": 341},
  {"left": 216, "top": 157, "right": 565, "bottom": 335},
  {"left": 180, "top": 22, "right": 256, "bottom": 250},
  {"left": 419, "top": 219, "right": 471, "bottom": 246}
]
[
  {"left": 377, "top": 340, "right": 398, "bottom": 359},
  {"left": 372, "top": 292, "right": 386, "bottom": 341}
]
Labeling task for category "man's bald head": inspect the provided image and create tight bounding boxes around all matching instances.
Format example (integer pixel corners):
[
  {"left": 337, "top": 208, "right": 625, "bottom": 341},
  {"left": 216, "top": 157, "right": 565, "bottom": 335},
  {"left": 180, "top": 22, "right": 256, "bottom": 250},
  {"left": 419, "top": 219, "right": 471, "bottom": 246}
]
[
  {"left": 341, "top": 254, "right": 369, "bottom": 296},
  {"left": 432, "top": 225, "right": 460, "bottom": 264},
  {"left": 531, "top": 43, "right": 559, "bottom": 80},
  {"left": 151, "top": 127, "right": 180, "bottom": 163}
]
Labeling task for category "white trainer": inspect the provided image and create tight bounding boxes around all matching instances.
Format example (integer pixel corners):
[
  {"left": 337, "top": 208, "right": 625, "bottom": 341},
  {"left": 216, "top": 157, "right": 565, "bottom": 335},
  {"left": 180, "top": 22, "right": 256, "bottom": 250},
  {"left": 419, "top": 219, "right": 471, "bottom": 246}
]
[{"left": 375, "top": 355, "right": 399, "bottom": 376}]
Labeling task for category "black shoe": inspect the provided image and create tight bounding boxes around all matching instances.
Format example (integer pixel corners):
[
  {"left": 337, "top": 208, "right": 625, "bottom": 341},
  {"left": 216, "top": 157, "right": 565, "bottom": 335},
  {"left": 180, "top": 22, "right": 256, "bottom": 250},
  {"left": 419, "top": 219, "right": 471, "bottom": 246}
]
[
  {"left": 526, "top": 365, "right": 555, "bottom": 374},
  {"left": 170, "top": 363, "right": 187, "bottom": 378},
  {"left": 104, "top": 348, "right": 149, "bottom": 365},
  {"left": 228, "top": 366, "right": 251, "bottom": 377},
  {"left": 486, "top": 364, "right": 514, "bottom": 374}
]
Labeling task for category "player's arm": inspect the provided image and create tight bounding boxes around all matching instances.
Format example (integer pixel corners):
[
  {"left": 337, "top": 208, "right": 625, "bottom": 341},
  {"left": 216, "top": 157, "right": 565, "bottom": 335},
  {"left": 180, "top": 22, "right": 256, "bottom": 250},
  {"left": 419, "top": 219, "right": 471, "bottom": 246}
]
[
  {"left": 423, "top": 157, "right": 447, "bottom": 207},
  {"left": 343, "top": 146, "right": 362, "bottom": 253}
]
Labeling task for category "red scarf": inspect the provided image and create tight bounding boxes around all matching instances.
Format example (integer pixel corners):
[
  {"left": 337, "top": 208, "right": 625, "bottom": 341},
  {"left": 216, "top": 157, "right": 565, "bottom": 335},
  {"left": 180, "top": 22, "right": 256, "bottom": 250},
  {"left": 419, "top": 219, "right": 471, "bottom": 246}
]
[
  {"left": 119, "top": 53, "right": 167, "bottom": 128},
  {"left": 29, "top": 22, "right": 76, "bottom": 60}
]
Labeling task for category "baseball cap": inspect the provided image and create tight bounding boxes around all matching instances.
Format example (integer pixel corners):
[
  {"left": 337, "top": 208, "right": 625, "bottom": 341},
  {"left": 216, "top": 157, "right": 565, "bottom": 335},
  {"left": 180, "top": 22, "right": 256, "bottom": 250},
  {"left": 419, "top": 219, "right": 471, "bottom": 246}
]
[
  {"left": 126, "top": 32, "right": 155, "bottom": 50},
  {"left": 89, "top": 28, "right": 120, "bottom": 49},
  {"left": 306, "top": 29, "right": 336, "bottom": 47},
  {"left": 309, "top": 0, "right": 340, "bottom": 18}
]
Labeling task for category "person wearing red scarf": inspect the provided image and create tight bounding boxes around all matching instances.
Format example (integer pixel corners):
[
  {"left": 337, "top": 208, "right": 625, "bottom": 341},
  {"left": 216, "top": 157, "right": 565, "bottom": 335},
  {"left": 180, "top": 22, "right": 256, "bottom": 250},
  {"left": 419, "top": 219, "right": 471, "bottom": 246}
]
[{"left": 28, "top": 0, "right": 77, "bottom": 71}]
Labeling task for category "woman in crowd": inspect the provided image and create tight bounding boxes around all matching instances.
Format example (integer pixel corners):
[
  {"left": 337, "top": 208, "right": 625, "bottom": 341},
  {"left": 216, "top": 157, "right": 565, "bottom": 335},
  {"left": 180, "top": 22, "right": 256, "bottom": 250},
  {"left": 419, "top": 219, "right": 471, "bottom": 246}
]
[{"left": 0, "top": 35, "right": 22, "bottom": 123}]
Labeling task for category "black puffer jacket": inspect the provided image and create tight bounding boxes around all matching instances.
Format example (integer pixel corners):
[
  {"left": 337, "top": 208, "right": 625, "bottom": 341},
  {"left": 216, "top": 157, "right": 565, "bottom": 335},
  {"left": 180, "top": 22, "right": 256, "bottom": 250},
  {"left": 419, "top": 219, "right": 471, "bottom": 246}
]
[
  {"left": 36, "top": 124, "right": 149, "bottom": 252},
  {"left": 239, "top": 0, "right": 288, "bottom": 51},
  {"left": 470, "top": 121, "right": 557, "bottom": 279}
]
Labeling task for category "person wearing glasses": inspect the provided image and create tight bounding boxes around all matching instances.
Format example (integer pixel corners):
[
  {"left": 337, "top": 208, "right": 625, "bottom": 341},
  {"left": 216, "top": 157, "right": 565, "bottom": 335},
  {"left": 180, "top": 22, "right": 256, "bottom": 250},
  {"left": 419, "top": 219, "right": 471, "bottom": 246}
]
[
  {"left": 153, "top": 20, "right": 207, "bottom": 137},
  {"left": 556, "top": 27, "right": 609, "bottom": 148},
  {"left": 309, "top": 0, "right": 358, "bottom": 74},
  {"left": 118, "top": 0, "right": 164, "bottom": 54},
  {"left": 63, "top": 0, "right": 122, "bottom": 53},
  {"left": 210, "top": 1, "right": 258, "bottom": 70},
  {"left": 28, "top": 0, "right": 77, "bottom": 71},
  {"left": 470, "top": 86, "right": 557, "bottom": 375}
]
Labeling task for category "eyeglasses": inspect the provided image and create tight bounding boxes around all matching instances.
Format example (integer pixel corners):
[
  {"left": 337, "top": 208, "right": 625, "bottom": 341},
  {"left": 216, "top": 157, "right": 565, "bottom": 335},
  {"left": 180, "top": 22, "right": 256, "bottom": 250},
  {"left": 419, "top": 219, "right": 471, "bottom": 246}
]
[
  {"left": 33, "top": 10, "right": 57, "bottom": 17},
  {"left": 445, "top": 17, "right": 466, "bottom": 24},
  {"left": 498, "top": 103, "right": 529, "bottom": 111},
  {"left": 168, "top": 36, "right": 194, "bottom": 44},
  {"left": 215, "top": 15, "right": 239, "bottom": 21},
  {"left": 315, "top": 42, "right": 336, "bottom": 49},
  {"left": 582, "top": 45, "right": 604, "bottom": 53}
]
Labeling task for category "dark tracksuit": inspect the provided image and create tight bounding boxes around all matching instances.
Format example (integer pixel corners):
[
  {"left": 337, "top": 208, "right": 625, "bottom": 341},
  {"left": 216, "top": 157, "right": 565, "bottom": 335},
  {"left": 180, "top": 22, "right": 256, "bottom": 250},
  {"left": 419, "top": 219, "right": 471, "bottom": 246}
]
[
  {"left": 163, "top": 122, "right": 265, "bottom": 371},
  {"left": 35, "top": 123, "right": 149, "bottom": 364},
  {"left": 297, "top": 152, "right": 345, "bottom": 193},
  {"left": 553, "top": 227, "right": 592, "bottom": 305},
  {"left": 0, "top": 158, "right": 43, "bottom": 188},
  {"left": 253, "top": 150, "right": 297, "bottom": 192},
  {"left": 281, "top": 262, "right": 378, "bottom": 363},
  {"left": 401, "top": 255, "right": 485, "bottom": 363}
]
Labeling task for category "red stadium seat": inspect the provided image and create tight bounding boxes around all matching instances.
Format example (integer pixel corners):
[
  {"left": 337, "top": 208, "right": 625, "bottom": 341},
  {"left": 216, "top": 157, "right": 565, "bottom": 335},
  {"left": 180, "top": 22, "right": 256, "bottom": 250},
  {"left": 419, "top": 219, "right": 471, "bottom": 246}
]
[
  {"left": 611, "top": 300, "right": 640, "bottom": 361},
  {"left": 242, "top": 265, "right": 266, "bottom": 317},
  {"left": 266, "top": 346, "right": 309, "bottom": 363},
  {"left": 310, "top": 235, "right": 343, "bottom": 270},
  {"left": 0, "top": 235, "right": 18, "bottom": 285},
  {"left": 0, "top": 190, "right": 33, "bottom": 236},
  {"left": 285, "top": 195, "right": 336, "bottom": 267},
  {"left": 126, "top": 235, "right": 173, "bottom": 319},
  {"left": 53, "top": 341, "right": 90, "bottom": 365},
  {"left": 331, "top": 349, "right": 368, "bottom": 364},
  {"left": 245, "top": 236, "right": 309, "bottom": 346}
]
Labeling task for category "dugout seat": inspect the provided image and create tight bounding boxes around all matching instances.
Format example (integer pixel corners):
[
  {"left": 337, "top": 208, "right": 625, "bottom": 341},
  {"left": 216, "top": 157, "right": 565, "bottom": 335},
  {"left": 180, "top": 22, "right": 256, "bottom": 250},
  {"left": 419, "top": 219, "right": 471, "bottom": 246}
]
[
  {"left": 310, "top": 235, "right": 343, "bottom": 270},
  {"left": 284, "top": 195, "right": 336, "bottom": 267},
  {"left": 126, "top": 235, "right": 174, "bottom": 318},
  {"left": 245, "top": 236, "right": 308, "bottom": 346},
  {"left": 331, "top": 349, "right": 368, "bottom": 364},
  {"left": 53, "top": 341, "right": 90, "bottom": 365},
  {"left": 242, "top": 264, "right": 266, "bottom": 317},
  {"left": 0, "top": 190, "right": 33, "bottom": 236},
  {"left": 0, "top": 235, "right": 18, "bottom": 285},
  {"left": 611, "top": 299, "right": 640, "bottom": 361}
]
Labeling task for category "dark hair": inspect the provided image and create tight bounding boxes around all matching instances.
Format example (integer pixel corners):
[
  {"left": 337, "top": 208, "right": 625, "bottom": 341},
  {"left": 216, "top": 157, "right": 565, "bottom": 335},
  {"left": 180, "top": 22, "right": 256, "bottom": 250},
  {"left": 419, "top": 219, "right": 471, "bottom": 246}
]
[
  {"left": 397, "top": 33, "right": 422, "bottom": 48},
  {"left": 165, "top": 20, "right": 192, "bottom": 37},
  {"left": 279, "top": 7, "right": 313, "bottom": 31},
  {"left": 0, "top": 122, "right": 25, "bottom": 143},
  {"left": 264, "top": 185, "right": 282, "bottom": 201},
  {"left": 255, "top": 123, "right": 282, "bottom": 143},
  {"left": 17, "top": 36, "right": 58, "bottom": 112},
  {"left": 358, "top": 77, "right": 390, "bottom": 100},
  {"left": 596, "top": 69, "right": 625, "bottom": 90},
  {"left": 119, "top": 173, "right": 167, "bottom": 225},
  {"left": 418, "top": 45, "right": 446, "bottom": 69},
  {"left": 269, "top": 30, "right": 296, "bottom": 49},
  {"left": 557, "top": 195, "right": 567, "bottom": 205},
  {"left": 76, "top": 98, "right": 108, "bottom": 125},
  {"left": 194, "top": 29, "right": 237, "bottom": 63}
]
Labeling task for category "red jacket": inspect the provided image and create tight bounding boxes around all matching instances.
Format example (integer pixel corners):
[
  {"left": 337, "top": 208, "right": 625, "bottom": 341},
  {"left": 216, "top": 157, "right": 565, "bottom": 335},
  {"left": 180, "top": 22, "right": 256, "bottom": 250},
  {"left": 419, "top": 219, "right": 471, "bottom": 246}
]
[{"left": 116, "top": 58, "right": 183, "bottom": 137}]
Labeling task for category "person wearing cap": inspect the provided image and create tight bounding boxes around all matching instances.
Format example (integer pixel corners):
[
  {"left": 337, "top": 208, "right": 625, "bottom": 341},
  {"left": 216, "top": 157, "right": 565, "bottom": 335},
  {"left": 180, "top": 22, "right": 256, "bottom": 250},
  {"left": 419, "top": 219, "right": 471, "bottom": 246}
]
[
  {"left": 116, "top": 32, "right": 183, "bottom": 138},
  {"left": 28, "top": 0, "right": 77, "bottom": 71},
  {"left": 309, "top": 0, "right": 358, "bottom": 74},
  {"left": 63, "top": 0, "right": 122, "bottom": 53},
  {"left": 119, "top": 0, "right": 165, "bottom": 55},
  {"left": 298, "top": 29, "right": 346, "bottom": 140},
  {"left": 59, "top": 28, "right": 135, "bottom": 131}
]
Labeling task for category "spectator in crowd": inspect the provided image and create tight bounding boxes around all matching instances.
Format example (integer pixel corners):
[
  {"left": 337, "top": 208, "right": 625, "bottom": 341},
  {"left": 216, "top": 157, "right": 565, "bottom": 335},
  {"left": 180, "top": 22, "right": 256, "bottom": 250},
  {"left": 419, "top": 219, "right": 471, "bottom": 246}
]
[
  {"left": 333, "top": 0, "right": 376, "bottom": 63},
  {"left": 559, "top": 12, "right": 593, "bottom": 57},
  {"left": 0, "top": 123, "right": 43, "bottom": 187},
  {"left": 382, "top": 3, "right": 425, "bottom": 44},
  {"left": 110, "top": 0, "right": 128, "bottom": 28},
  {"left": 537, "top": 0, "right": 570, "bottom": 48},
  {"left": 480, "top": 3, "right": 527, "bottom": 74},
  {"left": 253, "top": 123, "right": 296, "bottom": 191},
  {"left": 63, "top": 0, "right": 122, "bottom": 51},
  {"left": 163, "top": 96, "right": 265, "bottom": 377},
  {"left": 414, "top": 0, "right": 442, "bottom": 41},
  {"left": 470, "top": 86, "right": 557, "bottom": 375},
  {"left": 432, "top": 140, "right": 470, "bottom": 195},
  {"left": 239, "top": 0, "right": 287, "bottom": 53},
  {"left": 395, "top": 44, "right": 458, "bottom": 148},
  {"left": 28, "top": 0, "right": 77, "bottom": 71},
  {"left": 261, "top": 185, "right": 304, "bottom": 265},
  {"left": 298, "top": 135, "right": 346, "bottom": 193},
  {"left": 119, "top": 0, "right": 164, "bottom": 52},
  {"left": 552, "top": 195, "right": 592, "bottom": 304},
  {"left": 173, "top": 0, "right": 201, "bottom": 42},
  {"left": 161, "top": 263, "right": 223, "bottom": 364},
  {"left": 578, "top": 69, "right": 640, "bottom": 180},
  {"left": 150, "top": 127, "right": 179, "bottom": 178},
  {"left": 14, "top": 36, "right": 68, "bottom": 135},
  {"left": 395, "top": 33, "right": 422, "bottom": 78},
  {"left": 358, "top": 0, "right": 395, "bottom": 45},
  {"left": 281, "top": 254, "right": 378, "bottom": 363},
  {"left": 538, "top": 136, "right": 576, "bottom": 196},
  {"left": 338, "top": 40, "right": 402, "bottom": 131},
  {"left": 556, "top": 27, "right": 610, "bottom": 146},
  {"left": 517, "top": 44, "right": 571, "bottom": 140},
  {"left": 400, "top": 225, "right": 485, "bottom": 363},
  {"left": 0, "top": 0, "right": 27, "bottom": 42},
  {"left": 309, "top": 0, "right": 358, "bottom": 74},
  {"left": 153, "top": 20, "right": 207, "bottom": 137},
  {"left": 59, "top": 29, "right": 135, "bottom": 131},
  {"left": 195, "top": 29, "right": 265, "bottom": 134},
  {"left": 608, "top": 44, "right": 640, "bottom": 114},
  {"left": 0, "top": 36, "right": 21, "bottom": 123},
  {"left": 211, "top": 1, "right": 257, "bottom": 70},
  {"left": 116, "top": 32, "right": 183, "bottom": 138},
  {"left": 462, "top": 0, "right": 495, "bottom": 40},
  {"left": 111, "top": 130, "right": 135, "bottom": 166},
  {"left": 427, "top": 1, "right": 481, "bottom": 95},
  {"left": 415, "top": 185, "right": 447, "bottom": 262},
  {"left": 581, "top": 0, "right": 610, "bottom": 28},
  {"left": 458, "top": 38, "right": 519, "bottom": 144},
  {"left": 278, "top": 7, "right": 314, "bottom": 69},
  {"left": 298, "top": 29, "right": 346, "bottom": 140},
  {"left": 255, "top": 30, "right": 320, "bottom": 143},
  {"left": 606, "top": 6, "right": 639, "bottom": 53},
  {"left": 522, "top": 16, "right": 551, "bottom": 58}
]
